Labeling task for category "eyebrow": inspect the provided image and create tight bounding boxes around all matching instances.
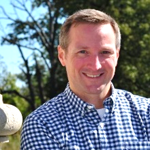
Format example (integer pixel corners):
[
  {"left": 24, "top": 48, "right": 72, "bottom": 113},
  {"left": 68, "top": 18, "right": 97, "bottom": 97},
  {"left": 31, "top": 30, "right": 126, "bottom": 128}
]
[
  {"left": 76, "top": 45, "right": 115, "bottom": 50},
  {"left": 76, "top": 45, "right": 89, "bottom": 49}
]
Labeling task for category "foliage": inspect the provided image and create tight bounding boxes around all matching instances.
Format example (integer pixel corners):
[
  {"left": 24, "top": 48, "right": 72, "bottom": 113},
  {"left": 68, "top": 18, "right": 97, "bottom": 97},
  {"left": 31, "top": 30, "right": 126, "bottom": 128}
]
[
  {"left": 0, "top": 57, "right": 30, "bottom": 118},
  {"left": 1, "top": 132, "right": 21, "bottom": 150},
  {"left": 0, "top": 0, "right": 68, "bottom": 111},
  {"left": 0, "top": 1, "right": 150, "bottom": 149},
  {"left": 0, "top": 59, "right": 25, "bottom": 150},
  {"left": 0, "top": 0, "right": 150, "bottom": 116},
  {"left": 109, "top": 0, "right": 150, "bottom": 97}
]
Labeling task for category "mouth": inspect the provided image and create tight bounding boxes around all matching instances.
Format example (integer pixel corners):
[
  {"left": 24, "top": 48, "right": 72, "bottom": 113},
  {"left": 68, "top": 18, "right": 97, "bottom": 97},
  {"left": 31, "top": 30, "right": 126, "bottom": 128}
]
[{"left": 85, "top": 73, "right": 104, "bottom": 78}]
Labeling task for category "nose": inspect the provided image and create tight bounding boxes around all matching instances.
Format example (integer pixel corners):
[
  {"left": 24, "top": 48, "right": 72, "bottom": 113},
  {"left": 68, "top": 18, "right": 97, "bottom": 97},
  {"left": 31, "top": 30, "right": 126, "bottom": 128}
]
[{"left": 88, "top": 55, "right": 102, "bottom": 70}]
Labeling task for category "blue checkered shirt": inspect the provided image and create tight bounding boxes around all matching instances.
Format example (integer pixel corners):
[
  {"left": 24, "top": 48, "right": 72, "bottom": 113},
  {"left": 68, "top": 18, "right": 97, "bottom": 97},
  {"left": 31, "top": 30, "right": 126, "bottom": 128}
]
[{"left": 21, "top": 84, "right": 150, "bottom": 150}]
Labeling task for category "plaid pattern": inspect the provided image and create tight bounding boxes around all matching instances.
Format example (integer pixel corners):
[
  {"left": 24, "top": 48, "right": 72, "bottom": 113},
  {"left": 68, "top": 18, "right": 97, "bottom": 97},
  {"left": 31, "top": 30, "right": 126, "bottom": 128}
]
[{"left": 21, "top": 84, "right": 150, "bottom": 150}]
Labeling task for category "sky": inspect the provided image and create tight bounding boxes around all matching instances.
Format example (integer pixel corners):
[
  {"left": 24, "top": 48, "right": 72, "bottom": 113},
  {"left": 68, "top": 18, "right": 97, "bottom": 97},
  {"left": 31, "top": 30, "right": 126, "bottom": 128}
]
[{"left": 0, "top": 0, "right": 31, "bottom": 74}]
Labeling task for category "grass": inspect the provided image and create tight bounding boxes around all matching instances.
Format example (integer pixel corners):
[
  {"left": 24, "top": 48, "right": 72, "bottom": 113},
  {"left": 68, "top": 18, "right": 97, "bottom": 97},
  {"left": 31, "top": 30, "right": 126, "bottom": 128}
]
[{"left": 1, "top": 132, "right": 21, "bottom": 150}]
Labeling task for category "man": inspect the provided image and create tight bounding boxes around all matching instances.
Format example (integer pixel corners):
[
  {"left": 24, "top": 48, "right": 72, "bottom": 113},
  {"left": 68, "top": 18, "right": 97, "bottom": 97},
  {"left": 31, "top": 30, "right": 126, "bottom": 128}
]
[{"left": 21, "top": 9, "right": 150, "bottom": 149}]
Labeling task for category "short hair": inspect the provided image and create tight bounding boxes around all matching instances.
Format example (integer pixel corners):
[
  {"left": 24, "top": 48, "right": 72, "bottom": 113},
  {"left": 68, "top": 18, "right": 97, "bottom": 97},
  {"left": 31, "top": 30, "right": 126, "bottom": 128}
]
[{"left": 59, "top": 9, "right": 121, "bottom": 50}]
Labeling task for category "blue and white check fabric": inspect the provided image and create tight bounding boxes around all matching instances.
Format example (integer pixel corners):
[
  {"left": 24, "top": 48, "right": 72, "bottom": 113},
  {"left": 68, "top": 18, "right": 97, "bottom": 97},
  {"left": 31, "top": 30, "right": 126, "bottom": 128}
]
[{"left": 21, "top": 84, "right": 150, "bottom": 150}]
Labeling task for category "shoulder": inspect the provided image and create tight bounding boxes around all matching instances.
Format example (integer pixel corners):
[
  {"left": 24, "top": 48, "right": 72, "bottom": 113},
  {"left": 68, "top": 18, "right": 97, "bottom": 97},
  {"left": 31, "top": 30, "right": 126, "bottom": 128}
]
[
  {"left": 21, "top": 92, "right": 68, "bottom": 149},
  {"left": 115, "top": 88, "right": 150, "bottom": 112},
  {"left": 25, "top": 92, "right": 67, "bottom": 124},
  {"left": 116, "top": 88, "right": 149, "bottom": 102}
]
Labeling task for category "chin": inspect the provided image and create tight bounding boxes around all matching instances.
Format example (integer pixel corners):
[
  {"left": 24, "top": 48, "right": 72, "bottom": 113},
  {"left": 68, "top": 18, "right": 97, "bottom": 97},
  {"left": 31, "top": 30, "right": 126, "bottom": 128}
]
[{"left": 86, "top": 86, "right": 102, "bottom": 93}]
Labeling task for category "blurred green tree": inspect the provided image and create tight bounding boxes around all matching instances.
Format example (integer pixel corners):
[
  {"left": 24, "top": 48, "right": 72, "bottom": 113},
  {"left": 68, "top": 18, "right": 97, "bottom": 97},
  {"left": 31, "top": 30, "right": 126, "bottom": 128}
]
[
  {"left": 0, "top": 0, "right": 150, "bottom": 114},
  {"left": 0, "top": 0, "right": 68, "bottom": 111},
  {"left": 0, "top": 56, "right": 29, "bottom": 118}
]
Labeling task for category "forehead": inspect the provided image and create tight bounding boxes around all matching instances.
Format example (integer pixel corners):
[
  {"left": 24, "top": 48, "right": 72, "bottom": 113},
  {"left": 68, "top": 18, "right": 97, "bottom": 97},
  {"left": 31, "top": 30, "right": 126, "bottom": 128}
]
[
  {"left": 68, "top": 23, "right": 116, "bottom": 50},
  {"left": 70, "top": 23, "right": 114, "bottom": 35},
  {"left": 69, "top": 23, "right": 115, "bottom": 41}
]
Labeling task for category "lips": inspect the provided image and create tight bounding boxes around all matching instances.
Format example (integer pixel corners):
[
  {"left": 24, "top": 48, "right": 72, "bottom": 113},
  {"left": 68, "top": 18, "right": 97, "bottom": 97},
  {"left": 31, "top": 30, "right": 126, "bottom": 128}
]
[{"left": 85, "top": 73, "right": 104, "bottom": 78}]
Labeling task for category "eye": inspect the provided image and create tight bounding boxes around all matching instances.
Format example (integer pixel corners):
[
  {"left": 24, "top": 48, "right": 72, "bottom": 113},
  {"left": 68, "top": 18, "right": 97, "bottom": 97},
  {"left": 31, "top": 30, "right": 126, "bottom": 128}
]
[
  {"left": 101, "top": 50, "right": 111, "bottom": 54},
  {"left": 79, "top": 50, "right": 87, "bottom": 54},
  {"left": 101, "top": 50, "right": 110, "bottom": 54}
]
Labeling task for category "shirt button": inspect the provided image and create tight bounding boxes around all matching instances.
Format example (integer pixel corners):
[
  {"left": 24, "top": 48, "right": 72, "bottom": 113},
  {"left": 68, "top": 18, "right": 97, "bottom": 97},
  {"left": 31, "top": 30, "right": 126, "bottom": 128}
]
[
  {"left": 86, "top": 106, "right": 93, "bottom": 112},
  {"left": 105, "top": 109, "right": 109, "bottom": 113},
  {"left": 81, "top": 111, "right": 85, "bottom": 116},
  {"left": 87, "top": 105, "right": 94, "bottom": 110},
  {"left": 100, "top": 122, "right": 105, "bottom": 128}
]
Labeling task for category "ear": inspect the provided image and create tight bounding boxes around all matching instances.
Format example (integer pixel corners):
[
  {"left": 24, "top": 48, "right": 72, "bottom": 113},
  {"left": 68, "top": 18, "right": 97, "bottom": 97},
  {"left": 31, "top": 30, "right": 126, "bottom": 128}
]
[
  {"left": 115, "top": 48, "right": 120, "bottom": 67},
  {"left": 57, "top": 45, "right": 66, "bottom": 66}
]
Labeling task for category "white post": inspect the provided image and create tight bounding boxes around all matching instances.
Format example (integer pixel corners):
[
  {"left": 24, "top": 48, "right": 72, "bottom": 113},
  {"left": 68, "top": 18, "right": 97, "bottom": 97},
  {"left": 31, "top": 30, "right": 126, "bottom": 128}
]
[{"left": 0, "top": 94, "right": 23, "bottom": 149}]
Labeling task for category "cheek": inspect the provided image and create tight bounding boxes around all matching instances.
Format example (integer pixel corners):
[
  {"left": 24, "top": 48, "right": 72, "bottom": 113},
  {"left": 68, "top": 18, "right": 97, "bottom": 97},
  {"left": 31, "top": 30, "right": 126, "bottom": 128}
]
[
  {"left": 66, "top": 57, "right": 82, "bottom": 73},
  {"left": 73, "top": 61, "right": 83, "bottom": 72},
  {"left": 103, "top": 58, "right": 117, "bottom": 69},
  {"left": 72, "top": 57, "right": 85, "bottom": 67}
]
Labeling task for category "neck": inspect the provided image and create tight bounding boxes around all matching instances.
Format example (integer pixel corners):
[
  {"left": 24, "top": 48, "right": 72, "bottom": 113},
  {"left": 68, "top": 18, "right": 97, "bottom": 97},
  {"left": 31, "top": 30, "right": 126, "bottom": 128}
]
[
  {"left": 76, "top": 88, "right": 111, "bottom": 109},
  {"left": 86, "top": 91, "right": 111, "bottom": 109},
  {"left": 69, "top": 83, "right": 112, "bottom": 109}
]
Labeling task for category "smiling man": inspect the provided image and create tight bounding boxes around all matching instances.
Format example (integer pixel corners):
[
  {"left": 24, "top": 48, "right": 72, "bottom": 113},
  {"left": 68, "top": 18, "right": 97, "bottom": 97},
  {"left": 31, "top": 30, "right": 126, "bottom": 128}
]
[{"left": 21, "top": 9, "right": 150, "bottom": 150}]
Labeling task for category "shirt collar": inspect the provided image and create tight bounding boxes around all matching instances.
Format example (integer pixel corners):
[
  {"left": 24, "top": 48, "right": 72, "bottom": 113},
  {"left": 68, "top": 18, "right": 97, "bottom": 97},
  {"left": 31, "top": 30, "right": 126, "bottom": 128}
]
[
  {"left": 64, "top": 84, "right": 94, "bottom": 116},
  {"left": 103, "top": 83, "right": 117, "bottom": 113},
  {"left": 64, "top": 83, "right": 118, "bottom": 115}
]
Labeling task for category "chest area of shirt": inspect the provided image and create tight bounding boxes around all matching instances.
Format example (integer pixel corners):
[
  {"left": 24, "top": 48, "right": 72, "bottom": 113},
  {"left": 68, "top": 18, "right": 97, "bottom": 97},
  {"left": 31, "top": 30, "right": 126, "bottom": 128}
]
[{"left": 52, "top": 109, "right": 150, "bottom": 149}]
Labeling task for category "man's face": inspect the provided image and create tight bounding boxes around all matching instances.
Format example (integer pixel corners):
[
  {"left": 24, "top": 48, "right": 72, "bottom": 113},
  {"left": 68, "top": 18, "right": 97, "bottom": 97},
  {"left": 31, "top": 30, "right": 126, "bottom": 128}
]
[{"left": 58, "top": 23, "right": 119, "bottom": 101}]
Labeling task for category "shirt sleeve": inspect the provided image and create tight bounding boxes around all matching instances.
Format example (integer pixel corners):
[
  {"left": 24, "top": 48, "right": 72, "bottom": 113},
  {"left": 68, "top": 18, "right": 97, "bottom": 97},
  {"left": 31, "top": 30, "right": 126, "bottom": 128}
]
[{"left": 20, "top": 115, "right": 61, "bottom": 150}]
